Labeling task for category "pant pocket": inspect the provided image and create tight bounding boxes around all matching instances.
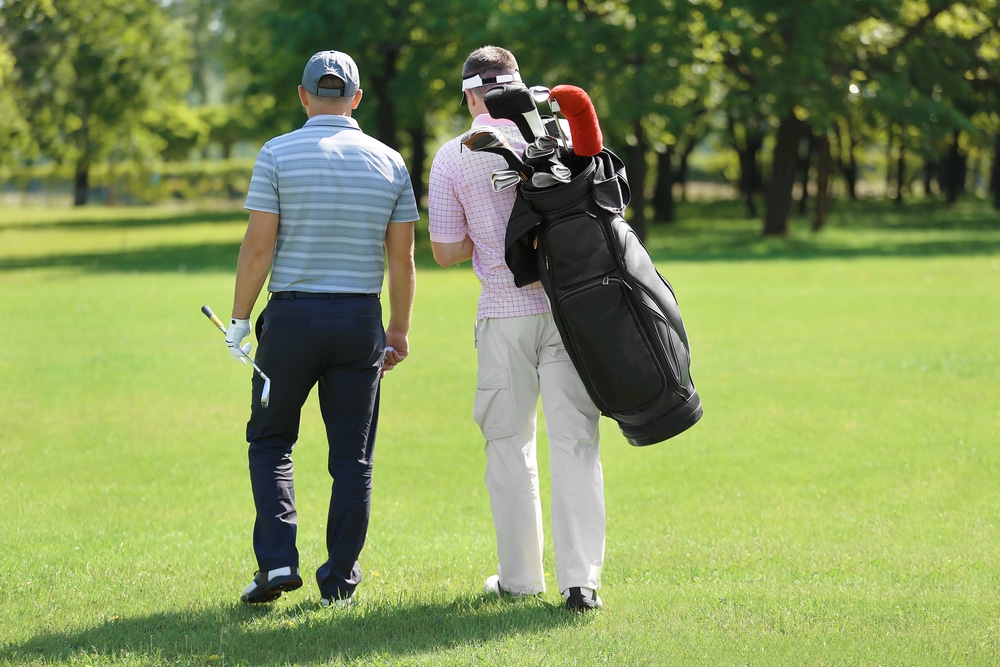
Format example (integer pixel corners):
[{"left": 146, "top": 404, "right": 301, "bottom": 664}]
[{"left": 473, "top": 365, "right": 517, "bottom": 440}]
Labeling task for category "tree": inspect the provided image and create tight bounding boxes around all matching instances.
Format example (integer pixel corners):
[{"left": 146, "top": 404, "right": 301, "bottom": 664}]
[
  {"left": 0, "top": 25, "right": 34, "bottom": 168},
  {"left": 218, "top": 0, "right": 477, "bottom": 202},
  {"left": 3, "top": 0, "right": 192, "bottom": 205}
]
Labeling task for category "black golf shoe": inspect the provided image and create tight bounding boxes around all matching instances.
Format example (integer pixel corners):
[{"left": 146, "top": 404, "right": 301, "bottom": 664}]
[
  {"left": 240, "top": 566, "right": 303, "bottom": 604},
  {"left": 564, "top": 586, "right": 603, "bottom": 611}
]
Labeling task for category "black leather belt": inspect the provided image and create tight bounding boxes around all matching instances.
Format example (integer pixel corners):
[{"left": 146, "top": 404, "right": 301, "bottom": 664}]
[{"left": 271, "top": 291, "right": 378, "bottom": 300}]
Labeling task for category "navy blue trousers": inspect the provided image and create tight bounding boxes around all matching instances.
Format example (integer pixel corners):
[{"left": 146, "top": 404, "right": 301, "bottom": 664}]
[{"left": 245, "top": 292, "right": 384, "bottom": 600}]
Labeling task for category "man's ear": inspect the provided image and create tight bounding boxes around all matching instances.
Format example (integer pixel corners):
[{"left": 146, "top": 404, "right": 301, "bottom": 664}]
[
  {"left": 298, "top": 85, "right": 310, "bottom": 109},
  {"left": 351, "top": 89, "right": 363, "bottom": 110}
]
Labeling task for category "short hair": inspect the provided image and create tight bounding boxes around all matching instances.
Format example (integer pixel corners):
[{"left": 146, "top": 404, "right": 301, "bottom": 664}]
[
  {"left": 317, "top": 74, "right": 346, "bottom": 93},
  {"left": 462, "top": 45, "right": 519, "bottom": 98}
]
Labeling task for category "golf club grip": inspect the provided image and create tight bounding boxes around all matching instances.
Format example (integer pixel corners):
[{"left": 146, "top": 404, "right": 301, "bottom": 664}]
[
  {"left": 550, "top": 85, "right": 604, "bottom": 156},
  {"left": 201, "top": 305, "right": 227, "bottom": 332},
  {"left": 483, "top": 85, "right": 544, "bottom": 142}
]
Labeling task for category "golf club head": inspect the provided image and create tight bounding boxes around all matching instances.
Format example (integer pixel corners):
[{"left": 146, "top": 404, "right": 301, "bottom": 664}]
[
  {"left": 461, "top": 126, "right": 508, "bottom": 152},
  {"left": 491, "top": 169, "right": 523, "bottom": 192},
  {"left": 529, "top": 85, "right": 551, "bottom": 106},
  {"left": 483, "top": 84, "right": 547, "bottom": 143},
  {"left": 531, "top": 172, "right": 563, "bottom": 188},
  {"left": 549, "top": 162, "right": 573, "bottom": 183},
  {"left": 459, "top": 126, "right": 531, "bottom": 176},
  {"left": 525, "top": 142, "right": 556, "bottom": 160},
  {"left": 260, "top": 377, "right": 271, "bottom": 408}
]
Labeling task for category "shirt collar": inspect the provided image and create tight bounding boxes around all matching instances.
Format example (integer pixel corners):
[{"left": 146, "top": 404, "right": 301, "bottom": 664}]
[
  {"left": 305, "top": 114, "right": 361, "bottom": 130},
  {"left": 471, "top": 115, "right": 517, "bottom": 129}
]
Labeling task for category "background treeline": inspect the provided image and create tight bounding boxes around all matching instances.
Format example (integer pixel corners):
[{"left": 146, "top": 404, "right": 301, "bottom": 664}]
[{"left": 2, "top": 0, "right": 999, "bottom": 237}]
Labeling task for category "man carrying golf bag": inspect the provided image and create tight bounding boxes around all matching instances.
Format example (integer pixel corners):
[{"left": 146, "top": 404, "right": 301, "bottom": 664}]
[{"left": 428, "top": 45, "right": 606, "bottom": 611}]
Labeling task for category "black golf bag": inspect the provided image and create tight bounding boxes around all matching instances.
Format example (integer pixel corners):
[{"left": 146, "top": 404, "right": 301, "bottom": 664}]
[{"left": 504, "top": 148, "right": 702, "bottom": 446}]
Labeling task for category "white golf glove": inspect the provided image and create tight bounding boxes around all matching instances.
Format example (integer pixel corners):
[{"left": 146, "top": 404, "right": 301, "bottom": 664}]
[{"left": 225, "top": 318, "right": 252, "bottom": 364}]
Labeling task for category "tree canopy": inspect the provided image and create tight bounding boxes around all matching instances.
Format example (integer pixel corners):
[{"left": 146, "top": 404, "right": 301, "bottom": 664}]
[{"left": 2, "top": 0, "right": 998, "bottom": 228}]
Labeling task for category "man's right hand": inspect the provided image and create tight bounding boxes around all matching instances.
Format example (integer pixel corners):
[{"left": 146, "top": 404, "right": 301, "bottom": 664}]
[
  {"left": 226, "top": 318, "right": 252, "bottom": 364},
  {"left": 382, "top": 330, "right": 408, "bottom": 374}
]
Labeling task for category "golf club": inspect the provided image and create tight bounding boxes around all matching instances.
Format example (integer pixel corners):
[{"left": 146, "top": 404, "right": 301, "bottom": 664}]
[
  {"left": 482, "top": 84, "right": 548, "bottom": 143},
  {"left": 490, "top": 169, "right": 524, "bottom": 192},
  {"left": 530, "top": 85, "right": 572, "bottom": 152},
  {"left": 524, "top": 136, "right": 559, "bottom": 160},
  {"left": 460, "top": 127, "right": 532, "bottom": 179},
  {"left": 549, "top": 85, "right": 604, "bottom": 156},
  {"left": 201, "top": 305, "right": 271, "bottom": 408}
]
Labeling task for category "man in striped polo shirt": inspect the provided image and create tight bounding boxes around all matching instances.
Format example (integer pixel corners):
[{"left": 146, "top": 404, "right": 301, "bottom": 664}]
[
  {"left": 427, "top": 45, "right": 606, "bottom": 611},
  {"left": 224, "top": 50, "right": 418, "bottom": 607}
]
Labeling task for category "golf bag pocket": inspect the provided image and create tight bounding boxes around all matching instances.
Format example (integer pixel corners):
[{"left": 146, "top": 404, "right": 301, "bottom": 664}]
[
  {"left": 542, "top": 212, "right": 617, "bottom": 288},
  {"left": 555, "top": 279, "right": 668, "bottom": 414}
]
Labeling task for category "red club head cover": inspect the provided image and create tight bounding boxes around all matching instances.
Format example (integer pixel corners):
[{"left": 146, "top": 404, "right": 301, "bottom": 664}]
[{"left": 550, "top": 85, "right": 603, "bottom": 156}]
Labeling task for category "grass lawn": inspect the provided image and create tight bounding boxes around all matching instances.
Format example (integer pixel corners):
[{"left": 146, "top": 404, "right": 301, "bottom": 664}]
[{"left": 0, "top": 199, "right": 997, "bottom": 666}]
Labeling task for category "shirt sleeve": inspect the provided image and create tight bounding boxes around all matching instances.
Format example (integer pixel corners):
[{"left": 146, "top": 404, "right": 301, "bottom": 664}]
[
  {"left": 244, "top": 144, "right": 280, "bottom": 214},
  {"left": 390, "top": 165, "right": 420, "bottom": 224},
  {"left": 427, "top": 142, "right": 470, "bottom": 244}
]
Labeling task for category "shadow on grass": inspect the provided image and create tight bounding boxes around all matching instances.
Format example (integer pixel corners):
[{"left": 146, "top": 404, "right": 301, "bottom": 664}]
[
  {"left": 2, "top": 199, "right": 997, "bottom": 275},
  {"left": 5, "top": 595, "right": 587, "bottom": 665},
  {"left": 0, "top": 236, "right": 447, "bottom": 274},
  {"left": 642, "top": 198, "right": 1000, "bottom": 264},
  {"left": 0, "top": 208, "right": 248, "bottom": 231},
  {"left": 0, "top": 241, "right": 242, "bottom": 273}
]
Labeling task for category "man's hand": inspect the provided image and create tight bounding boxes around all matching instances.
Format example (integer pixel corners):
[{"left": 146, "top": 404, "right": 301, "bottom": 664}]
[
  {"left": 382, "top": 330, "right": 408, "bottom": 375},
  {"left": 226, "top": 318, "right": 252, "bottom": 364}
]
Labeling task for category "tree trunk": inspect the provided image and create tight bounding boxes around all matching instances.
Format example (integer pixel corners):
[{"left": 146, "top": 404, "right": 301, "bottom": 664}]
[
  {"left": 798, "top": 132, "right": 814, "bottom": 217},
  {"left": 833, "top": 121, "right": 858, "bottom": 201},
  {"left": 653, "top": 147, "right": 675, "bottom": 224},
  {"left": 923, "top": 160, "right": 936, "bottom": 199},
  {"left": 371, "top": 46, "right": 399, "bottom": 147},
  {"left": 407, "top": 124, "right": 427, "bottom": 209},
  {"left": 885, "top": 125, "right": 895, "bottom": 198},
  {"left": 894, "top": 143, "right": 905, "bottom": 206},
  {"left": 74, "top": 161, "right": 90, "bottom": 206},
  {"left": 991, "top": 134, "right": 1000, "bottom": 211},
  {"left": 812, "top": 134, "right": 831, "bottom": 232},
  {"left": 626, "top": 119, "right": 648, "bottom": 241},
  {"left": 739, "top": 135, "right": 763, "bottom": 219},
  {"left": 943, "top": 130, "right": 964, "bottom": 204},
  {"left": 677, "top": 142, "right": 692, "bottom": 202},
  {"left": 763, "top": 113, "right": 807, "bottom": 236}
]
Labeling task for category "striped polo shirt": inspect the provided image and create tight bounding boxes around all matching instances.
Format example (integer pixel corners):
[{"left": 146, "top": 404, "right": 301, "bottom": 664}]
[
  {"left": 427, "top": 115, "right": 551, "bottom": 319},
  {"left": 245, "top": 114, "right": 419, "bottom": 294}
]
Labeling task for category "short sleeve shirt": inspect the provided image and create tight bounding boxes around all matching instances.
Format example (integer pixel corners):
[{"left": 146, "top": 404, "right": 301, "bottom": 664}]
[
  {"left": 245, "top": 115, "right": 419, "bottom": 294},
  {"left": 427, "top": 116, "right": 550, "bottom": 319}
]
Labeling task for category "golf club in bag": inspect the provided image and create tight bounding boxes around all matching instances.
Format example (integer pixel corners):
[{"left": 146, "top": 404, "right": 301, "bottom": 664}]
[
  {"left": 471, "top": 83, "right": 702, "bottom": 446},
  {"left": 201, "top": 305, "right": 271, "bottom": 408}
]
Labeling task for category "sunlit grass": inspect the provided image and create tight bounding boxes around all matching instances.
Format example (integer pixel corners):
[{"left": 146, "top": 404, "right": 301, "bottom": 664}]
[{"left": 1, "top": 200, "right": 998, "bottom": 665}]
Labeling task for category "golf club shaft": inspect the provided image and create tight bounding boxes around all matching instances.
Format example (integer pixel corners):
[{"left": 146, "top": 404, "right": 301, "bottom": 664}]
[{"left": 201, "top": 305, "right": 271, "bottom": 380}]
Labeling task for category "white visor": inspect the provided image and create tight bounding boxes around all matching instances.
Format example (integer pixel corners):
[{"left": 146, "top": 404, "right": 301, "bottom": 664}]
[{"left": 461, "top": 71, "right": 522, "bottom": 91}]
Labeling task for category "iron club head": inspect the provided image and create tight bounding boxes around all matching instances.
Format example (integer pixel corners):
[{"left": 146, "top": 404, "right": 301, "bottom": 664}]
[{"left": 260, "top": 376, "right": 271, "bottom": 408}]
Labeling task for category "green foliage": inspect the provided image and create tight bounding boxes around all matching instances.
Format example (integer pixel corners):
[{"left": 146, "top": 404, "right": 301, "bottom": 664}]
[
  {"left": 2, "top": 0, "right": 193, "bottom": 168},
  {"left": 0, "top": 33, "right": 33, "bottom": 165},
  {"left": 2, "top": 0, "right": 999, "bottom": 213}
]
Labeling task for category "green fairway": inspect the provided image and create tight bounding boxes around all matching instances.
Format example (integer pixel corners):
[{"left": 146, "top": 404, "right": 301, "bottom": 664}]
[{"left": 0, "top": 201, "right": 997, "bottom": 666}]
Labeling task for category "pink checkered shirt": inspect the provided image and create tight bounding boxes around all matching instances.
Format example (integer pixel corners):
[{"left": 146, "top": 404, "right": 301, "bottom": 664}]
[{"left": 428, "top": 116, "right": 551, "bottom": 319}]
